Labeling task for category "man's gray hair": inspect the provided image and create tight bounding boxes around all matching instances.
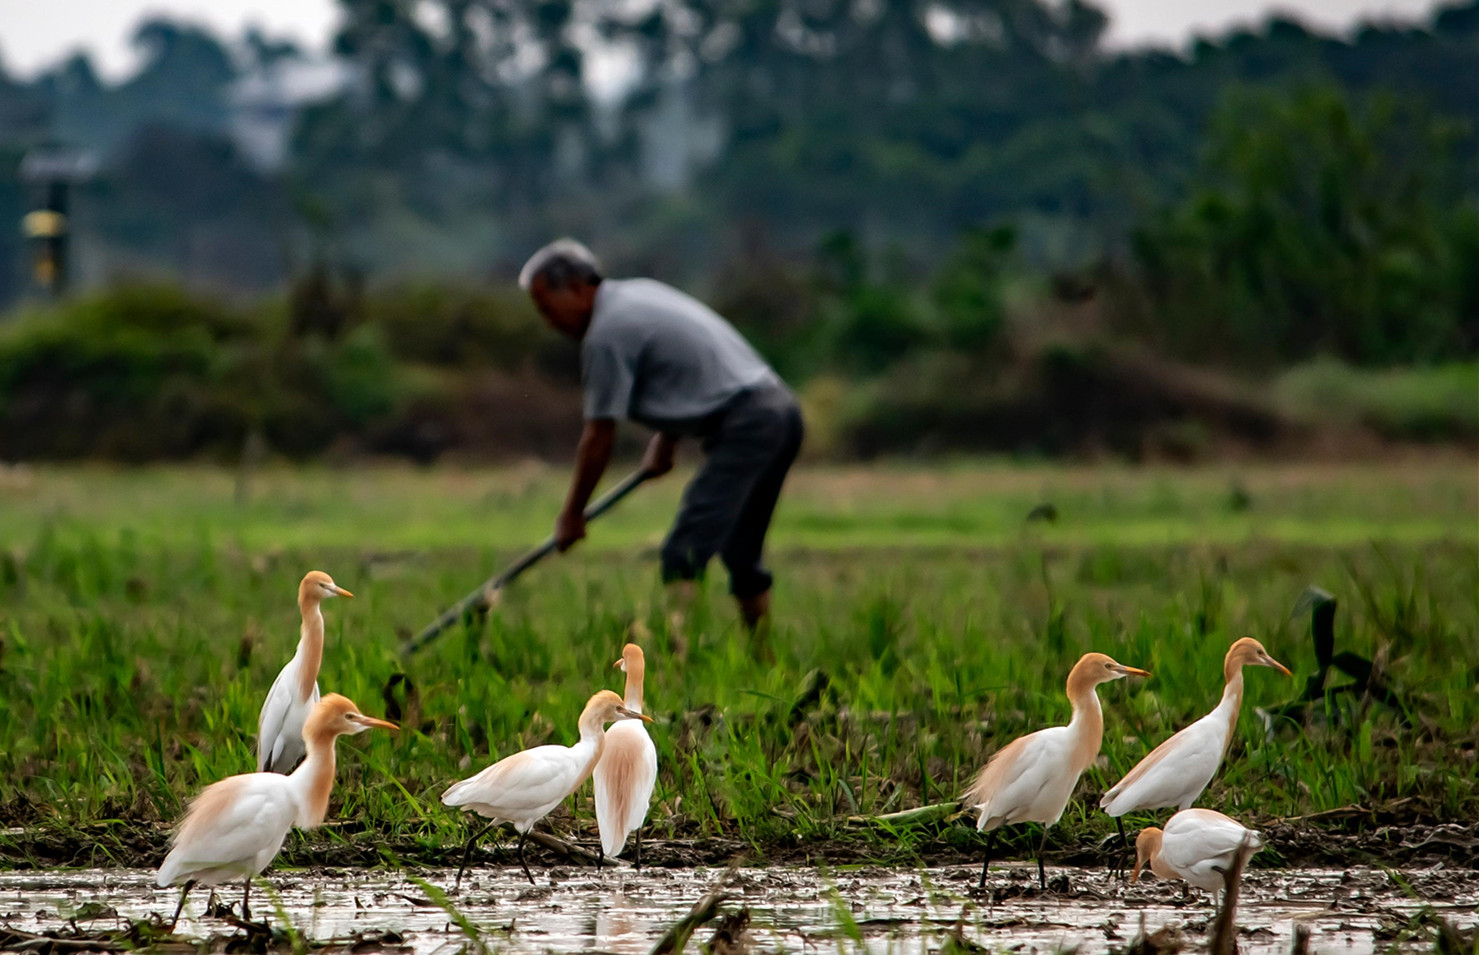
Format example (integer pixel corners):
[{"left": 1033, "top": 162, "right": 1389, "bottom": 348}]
[{"left": 518, "top": 238, "right": 603, "bottom": 291}]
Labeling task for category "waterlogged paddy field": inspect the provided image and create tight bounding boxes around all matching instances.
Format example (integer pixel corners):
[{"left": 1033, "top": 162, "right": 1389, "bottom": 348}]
[
  {"left": 0, "top": 461, "right": 1476, "bottom": 949},
  {"left": 6, "top": 865, "right": 1478, "bottom": 954}
]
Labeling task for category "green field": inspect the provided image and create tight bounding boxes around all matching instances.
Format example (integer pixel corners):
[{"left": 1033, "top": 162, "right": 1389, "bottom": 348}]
[{"left": 1, "top": 459, "right": 1475, "bottom": 869}]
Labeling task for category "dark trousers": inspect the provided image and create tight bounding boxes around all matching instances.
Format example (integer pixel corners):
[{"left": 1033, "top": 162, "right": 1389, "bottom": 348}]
[{"left": 659, "top": 382, "right": 804, "bottom": 599}]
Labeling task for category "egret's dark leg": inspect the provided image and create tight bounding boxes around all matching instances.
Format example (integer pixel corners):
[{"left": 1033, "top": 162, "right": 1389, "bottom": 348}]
[
  {"left": 167, "top": 880, "right": 196, "bottom": 931},
  {"left": 597, "top": 848, "right": 605, "bottom": 871},
  {"left": 241, "top": 880, "right": 252, "bottom": 923},
  {"left": 454, "top": 820, "right": 498, "bottom": 892},
  {"left": 977, "top": 830, "right": 998, "bottom": 890},
  {"left": 1036, "top": 827, "right": 1050, "bottom": 890},
  {"left": 1115, "top": 817, "right": 1128, "bottom": 878},
  {"left": 516, "top": 831, "right": 534, "bottom": 886},
  {"left": 634, "top": 827, "right": 643, "bottom": 871}
]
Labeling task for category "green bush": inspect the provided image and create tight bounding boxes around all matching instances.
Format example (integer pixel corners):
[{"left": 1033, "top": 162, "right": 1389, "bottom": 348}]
[
  {"left": 1128, "top": 84, "right": 1478, "bottom": 368},
  {"left": 775, "top": 228, "right": 1013, "bottom": 380},
  {"left": 0, "top": 284, "right": 411, "bottom": 460},
  {"left": 1274, "top": 359, "right": 1479, "bottom": 441},
  {"left": 931, "top": 225, "right": 1015, "bottom": 352},
  {"left": 0, "top": 286, "right": 246, "bottom": 458},
  {"left": 0, "top": 284, "right": 243, "bottom": 401},
  {"left": 840, "top": 344, "right": 1292, "bottom": 460},
  {"left": 363, "top": 282, "right": 545, "bottom": 370}
]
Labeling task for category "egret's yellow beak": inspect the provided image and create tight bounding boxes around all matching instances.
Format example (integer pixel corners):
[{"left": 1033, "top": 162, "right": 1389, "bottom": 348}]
[
  {"left": 616, "top": 705, "right": 654, "bottom": 723},
  {"left": 1268, "top": 658, "right": 1292, "bottom": 676},
  {"left": 334, "top": 585, "right": 354, "bottom": 598},
  {"left": 1116, "top": 665, "right": 1151, "bottom": 678},
  {"left": 357, "top": 715, "right": 398, "bottom": 731}
]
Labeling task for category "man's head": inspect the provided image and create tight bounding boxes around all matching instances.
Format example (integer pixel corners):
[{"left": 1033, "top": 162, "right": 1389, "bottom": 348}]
[{"left": 519, "top": 238, "right": 603, "bottom": 338}]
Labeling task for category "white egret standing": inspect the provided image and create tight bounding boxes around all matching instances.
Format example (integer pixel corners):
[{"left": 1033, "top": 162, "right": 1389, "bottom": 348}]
[
  {"left": 258, "top": 571, "right": 353, "bottom": 773},
  {"left": 443, "top": 689, "right": 653, "bottom": 888},
  {"left": 964, "top": 652, "right": 1150, "bottom": 889},
  {"left": 593, "top": 643, "right": 658, "bottom": 866},
  {"left": 158, "top": 694, "right": 397, "bottom": 927},
  {"left": 1134, "top": 808, "right": 1264, "bottom": 896},
  {"left": 1101, "top": 637, "right": 1289, "bottom": 865}
]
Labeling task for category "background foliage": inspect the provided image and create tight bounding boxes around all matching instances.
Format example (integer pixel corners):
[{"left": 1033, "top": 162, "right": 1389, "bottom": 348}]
[{"left": 0, "top": 1, "right": 1475, "bottom": 460}]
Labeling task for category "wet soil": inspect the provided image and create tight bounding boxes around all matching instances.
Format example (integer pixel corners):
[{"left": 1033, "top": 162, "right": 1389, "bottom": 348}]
[
  {"left": 3, "top": 864, "right": 1474, "bottom": 955},
  {"left": 3, "top": 820, "right": 1476, "bottom": 871}
]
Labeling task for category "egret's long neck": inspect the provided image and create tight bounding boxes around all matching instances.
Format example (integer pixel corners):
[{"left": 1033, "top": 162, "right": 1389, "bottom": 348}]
[
  {"left": 1065, "top": 670, "right": 1105, "bottom": 774},
  {"left": 289, "top": 730, "right": 337, "bottom": 828},
  {"left": 1149, "top": 845, "right": 1179, "bottom": 882},
  {"left": 296, "top": 599, "right": 325, "bottom": 703},
  {"left": 573, "top": 710, "right": 608, "bottom": 786},
  {"left": 1215, "top": 663, "right": 1246, "bottom": 756},
  {"left": 623, "top": 662, "right": 646, "bottom": 713}
]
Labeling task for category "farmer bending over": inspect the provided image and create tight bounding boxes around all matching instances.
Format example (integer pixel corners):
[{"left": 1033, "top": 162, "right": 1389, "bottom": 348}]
[{"left": 520, "top": 238, "right": 803, "bottom": 631}]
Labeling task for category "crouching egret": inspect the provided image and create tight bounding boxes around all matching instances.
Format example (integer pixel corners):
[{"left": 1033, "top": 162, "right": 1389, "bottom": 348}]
[
  {"left": 258, "top": 571, "right": 354, "bottom": 773},
  {"left": 594, "top": 643, "right": 658, "bottom": 867},
  {"left": 964, "top": 652, "right": 1149, "bottom": 890},
  {"left": 158, "top": 694, "right": 396, "bottom": 927},
  {"left": 1134, "top": 808, "right": 1264, "bottom": 895},
  {"left": 1101, "top": 638, "right": 1289, "bottom": 866},
  {"left": 443, "top": 689, "right": 653, "bottom": 888}
]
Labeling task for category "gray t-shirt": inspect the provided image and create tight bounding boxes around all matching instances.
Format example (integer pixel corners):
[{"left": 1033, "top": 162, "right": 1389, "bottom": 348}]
[{"left": 581, "top": 278, "right": 776, "bottom": 433}]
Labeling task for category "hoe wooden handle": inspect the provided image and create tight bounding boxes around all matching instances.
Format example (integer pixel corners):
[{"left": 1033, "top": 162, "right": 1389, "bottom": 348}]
[{"left": 400, "top": 468, "right": 653, "bottom": 656}]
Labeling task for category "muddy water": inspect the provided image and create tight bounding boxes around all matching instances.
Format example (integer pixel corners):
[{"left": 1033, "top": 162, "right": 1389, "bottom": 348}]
[{"left": 3, "top": 865, "right": 1474, "bottom": 953}]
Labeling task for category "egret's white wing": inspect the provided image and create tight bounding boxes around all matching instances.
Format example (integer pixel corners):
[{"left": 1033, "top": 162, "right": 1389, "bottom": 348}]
[
  {"left": 443, "top": 744, "right": 587, "bottom": 824},
  {"left": 1101, "top": 710, "right": 1227, "bottom": 815},
  {"left": 967, "top": 726, "right": 1079, "bottom": 829},
  {"left": 1161, "top": 808, "right": 1262, "bottom": 890},
  {"left": 157, "top": 774, "right": 296, "bottom": 887},
  {"left": 258, "top": 658, "right": 300, "bottom": 773},
  {"left": 1162, "top": 808, "right": 1261, "bottom": 858},
  {"left": 593, "top": 721, "right": 657, "bottom": 856}
]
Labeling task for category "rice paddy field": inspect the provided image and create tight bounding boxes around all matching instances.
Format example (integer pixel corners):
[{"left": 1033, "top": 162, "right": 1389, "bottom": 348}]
[{"left": 0, "top": 458, "right": 1475, "bottom": 952}]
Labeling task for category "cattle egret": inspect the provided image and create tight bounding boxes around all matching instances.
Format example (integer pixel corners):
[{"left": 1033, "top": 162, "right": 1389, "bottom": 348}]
[
  {"left": 594, "top": 643, "right": 659, "bottom": 866},
  {"left": 1101, "top": 637, "right": 1289, "bottom": 865},
  {"left": 1134, "top": 808, "right": 1264, "bottom": 895},
  {"left": 443, "top": 689, "right": 653, "bottom": 888},
  {"left": 258, "top": 571, "right": 353, "bottom": 773},
  {"left": 158, "top": 694, "right": 396, "bottom": 927},
  {"left": 964, "top": 652, "right": 1149, "bottom": 889}
]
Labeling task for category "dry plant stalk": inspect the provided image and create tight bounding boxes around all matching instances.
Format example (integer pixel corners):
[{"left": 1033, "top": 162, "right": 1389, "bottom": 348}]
[
  {"left": 1209, "top": 832, "right": 1258, "bottom": 955},
  {"left": 649, "top": 878, "right": 732, "bottom": 955}
]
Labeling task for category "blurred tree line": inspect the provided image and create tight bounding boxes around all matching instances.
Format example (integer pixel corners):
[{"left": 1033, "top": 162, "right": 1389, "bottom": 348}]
[{"left": 0, "top": 0, "right": 1474, "bottom": 460}]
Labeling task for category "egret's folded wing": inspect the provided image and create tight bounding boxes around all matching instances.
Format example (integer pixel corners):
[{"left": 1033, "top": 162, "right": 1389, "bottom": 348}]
[
  {"left": 964, "top": 728, "right": 1066, "bottom": 827},
  {"left": 158, "top": 775, "right": 295, "bottom": 885},
  {"left": 443, "top": 745, "right": 582, "bottom": 816},
  {"left": 1101, "top": 713, "right": 1224, "bottom": 814},
  {"left": 1161, "top": 809, "right": 1258, "bottom": 872},
  {"left": 257, "top": 662, "right": 298, "bottom": 773}
]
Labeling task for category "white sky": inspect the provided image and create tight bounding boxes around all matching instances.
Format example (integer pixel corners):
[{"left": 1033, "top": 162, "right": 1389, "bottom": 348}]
[{"left": 0, "top": 0, "right": 1449, "bottom": 80}]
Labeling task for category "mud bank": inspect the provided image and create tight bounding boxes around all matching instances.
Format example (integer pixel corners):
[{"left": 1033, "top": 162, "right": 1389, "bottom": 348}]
[{"left": 4, "top": 820, "right": 1477, "bottom": 871}]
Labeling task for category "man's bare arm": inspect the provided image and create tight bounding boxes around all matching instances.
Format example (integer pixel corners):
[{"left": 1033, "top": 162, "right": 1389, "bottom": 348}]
[
  {"left": 555, "top": 418, "right": 616, "bottom": 551},
  {"left": 642, "top": 431, "right": 677, "bottom": 477}
]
